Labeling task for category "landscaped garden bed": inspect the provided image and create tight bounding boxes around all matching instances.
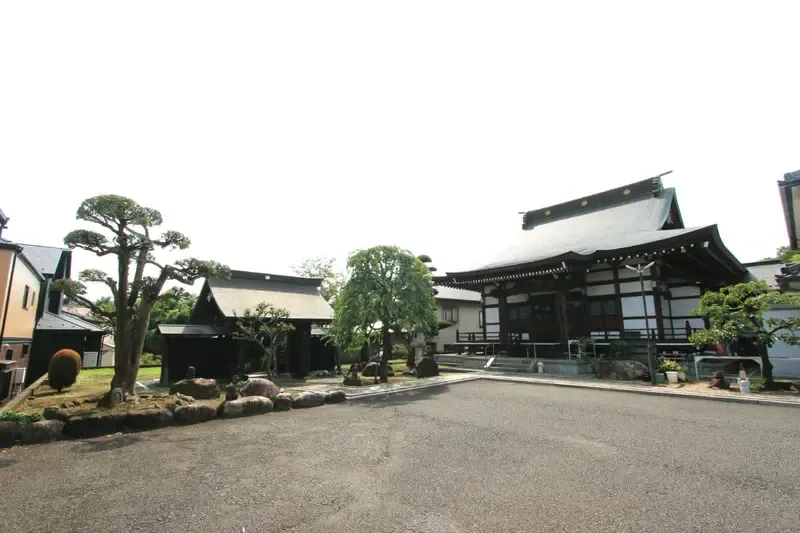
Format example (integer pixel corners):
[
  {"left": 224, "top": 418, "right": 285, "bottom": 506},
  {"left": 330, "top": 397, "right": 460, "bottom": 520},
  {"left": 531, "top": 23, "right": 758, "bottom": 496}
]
[{"left": 0, "top": 368, "right": 346, "bottom": 449}]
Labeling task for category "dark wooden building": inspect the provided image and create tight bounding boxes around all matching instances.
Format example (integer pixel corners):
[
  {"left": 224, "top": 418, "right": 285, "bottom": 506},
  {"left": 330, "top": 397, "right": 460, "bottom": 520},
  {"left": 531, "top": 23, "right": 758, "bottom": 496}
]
[
  {"left": 437, "top": 176, "right": 752, "bottom": 359},
  {"left": 158, "top": 270, "right": 335, "bottom": 382}
]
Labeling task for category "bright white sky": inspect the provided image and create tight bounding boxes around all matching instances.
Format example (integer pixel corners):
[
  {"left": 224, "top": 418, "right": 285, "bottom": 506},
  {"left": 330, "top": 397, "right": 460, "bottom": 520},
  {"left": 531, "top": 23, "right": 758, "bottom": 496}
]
[{"left": 2, "top": 2, "right": 799, "bottom": 299}]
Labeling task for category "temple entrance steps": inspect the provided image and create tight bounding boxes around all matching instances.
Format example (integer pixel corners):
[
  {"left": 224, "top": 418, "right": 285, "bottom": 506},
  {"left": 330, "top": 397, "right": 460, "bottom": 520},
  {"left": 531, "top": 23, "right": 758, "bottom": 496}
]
[{"left": 486, "top": 357, "right": 533, "bottom": 373}]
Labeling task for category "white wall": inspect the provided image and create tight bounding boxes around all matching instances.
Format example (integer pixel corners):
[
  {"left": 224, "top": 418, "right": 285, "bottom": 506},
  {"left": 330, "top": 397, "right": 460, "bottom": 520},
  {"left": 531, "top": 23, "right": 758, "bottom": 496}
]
[
  {"left": 765, "top": 306, "right": 800, "bottom": 358},
  {"left": 433, "top": 301, "right": 482, "bottom": 352}
]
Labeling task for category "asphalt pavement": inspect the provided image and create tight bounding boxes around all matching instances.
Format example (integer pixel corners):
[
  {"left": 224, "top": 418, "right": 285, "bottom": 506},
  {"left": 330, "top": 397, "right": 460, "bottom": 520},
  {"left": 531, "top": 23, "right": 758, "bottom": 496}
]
[{"left": 1, "top": 381, "right": 798, "bottom": 533}]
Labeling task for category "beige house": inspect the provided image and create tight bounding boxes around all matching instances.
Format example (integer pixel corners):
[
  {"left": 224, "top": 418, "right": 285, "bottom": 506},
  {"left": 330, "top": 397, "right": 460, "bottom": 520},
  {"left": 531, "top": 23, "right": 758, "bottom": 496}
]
[
  {"left": 0, "top": 238, "right": 44, "bottom": 402},
  {"left": 432, "top": 286, "right": 481, "bottom": 353}
]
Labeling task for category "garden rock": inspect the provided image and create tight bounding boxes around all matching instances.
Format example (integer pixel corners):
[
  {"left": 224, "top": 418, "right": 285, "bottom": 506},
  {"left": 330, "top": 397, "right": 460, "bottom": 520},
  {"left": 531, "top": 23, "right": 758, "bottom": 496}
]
[
  {"left": 64, "top": 412, "right": 127, "bottom": 439},
  {"left": 324, "top": 390, "right": 346, "bottom": 404},
  {"left": 221, "top": 396, "right": 274, "bottom": 418},
  {"left": 174, "top": 404, "right": 217, "bottom": 424},
  {"left": 174, "top": 398, "right": 189, "bottom": 407},
  {"left": 43, "top": 407, "right": 70, "bottom": 422},
  {"left": 274, "top": 392, "right": 294, "bottom": 411},
  {"left": 0, "top": 421, "right": 21, "bottom": 448},
  {"left": 308, "top": 369, "right": 334, "bottom": 378},
  {"left": 369, "top": 354, "right": 382, "bottom": 364},
  {"left": 415, "top": 357, "right": 440, "bottom": 378},
  {"left": 20, "top": 420, "right": 65, "bottom": 444},
  {"left": 175, "top": 393, "right": 195, "bottom": 403},
  {"left": 294, "top": 391, "right": 325, "bottom": 408},
  {"left": 606, "top": 360, "right": 649, "bottom": 380},
  {"left": 709, "top": 371, "right": 730, "bottom": 390},
  {"left": 170, "top": 378, "right": 220, "bottom": 400},
  {"left": 61, "top": 401, "right": 76, "bottom": 409},
  {"left": 240, "top": 378, "right": 280, "bottom": 401},
  {"left": 361, "top": 362, "right": 395, "bottom": 377},
  {"left": 125, "top": 408, "right": 174, "bottom": 430},
  {"left": 225, "top": 383, "right": 239, "bottom": 401}
]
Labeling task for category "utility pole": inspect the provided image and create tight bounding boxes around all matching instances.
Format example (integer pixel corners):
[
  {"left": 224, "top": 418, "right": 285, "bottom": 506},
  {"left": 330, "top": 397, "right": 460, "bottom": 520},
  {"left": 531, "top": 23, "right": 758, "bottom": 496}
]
[{"left": 625, "top": 261, "right": 656, "bottom": 385}]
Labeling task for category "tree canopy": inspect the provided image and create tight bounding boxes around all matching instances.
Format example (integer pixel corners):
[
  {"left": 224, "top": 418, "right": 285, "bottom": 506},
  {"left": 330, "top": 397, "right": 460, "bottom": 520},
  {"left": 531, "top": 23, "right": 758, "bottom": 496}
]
[
  {"left": 292, "top": 256, "right": 345, "bottom": 303},
  {"left": 233, "top": 302, "right": 294, "bottom": 378},
  {"left": 53, "top": 194, "right": 228, "bottom": 393},
  {"left": 689, "top": 281, "right": 800, "bottom": 385},
  {"left": 329, "top": 246, "right": 437, "bottom": 382}
]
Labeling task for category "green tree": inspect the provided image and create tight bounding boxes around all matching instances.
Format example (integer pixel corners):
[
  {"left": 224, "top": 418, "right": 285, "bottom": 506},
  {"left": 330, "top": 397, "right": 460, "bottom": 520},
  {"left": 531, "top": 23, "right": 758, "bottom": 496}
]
[
  {"left": 292, "top": 256, "right": 345, "bottom": 303},
  {"left": 329, "top": 246, "right": 437, "bottom": 383},
  {"left": 53, "top": 195, "right": 228, "bottom": 394},
  {"left": 144, "top": 287, "right": 197, "bottom": 353},
  {"left": 689, "top": 281, "right": 800, "bottom": 386},
  {"left": 233, "top": 302, "right": 295, "bottom": 379}
]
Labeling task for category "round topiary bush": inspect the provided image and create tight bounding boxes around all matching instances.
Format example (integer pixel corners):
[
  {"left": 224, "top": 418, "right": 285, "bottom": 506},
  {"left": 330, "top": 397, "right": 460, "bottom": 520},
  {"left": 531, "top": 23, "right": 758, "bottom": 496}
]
[{"left": 48, "top": 349, "right": 82, "bottom": 392}]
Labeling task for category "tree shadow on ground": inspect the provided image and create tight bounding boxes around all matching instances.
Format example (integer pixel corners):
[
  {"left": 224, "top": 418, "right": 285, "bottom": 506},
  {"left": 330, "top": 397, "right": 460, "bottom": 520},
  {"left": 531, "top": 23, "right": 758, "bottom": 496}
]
[{"left": 351, "top": 385, "right": 451, "bottom": 409}]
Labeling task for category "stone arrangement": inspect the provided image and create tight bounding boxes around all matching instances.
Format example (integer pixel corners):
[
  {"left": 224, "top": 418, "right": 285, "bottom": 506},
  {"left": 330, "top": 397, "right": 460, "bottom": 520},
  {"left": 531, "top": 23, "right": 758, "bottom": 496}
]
[{"left": 1, "top": 376, "right": 346, "bottom": 449}]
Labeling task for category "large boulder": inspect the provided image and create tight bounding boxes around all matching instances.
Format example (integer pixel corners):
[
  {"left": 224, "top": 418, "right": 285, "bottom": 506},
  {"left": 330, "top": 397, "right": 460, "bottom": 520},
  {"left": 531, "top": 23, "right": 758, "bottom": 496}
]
[
  {"left": 20, "top": 420, "right": 65, "bottom": 445},
  {"left": 64, "top": 412, "right": 127, "bottom": 439},
  {"left": 43, "top": 407, "right": 71, "bottom": 423},
  {"left": 415, "top": 357, "right": 440, "bottom": 378},
  {"left": 221, "top": 396, "right": 274, "bottom": 418},
  {"left": 324, "top": 390, "right": 346, "bottom": 404},
  {"left": 173, "top": 404, "right": 217, "bottom": 424},
  {"left": 0, "top": 421, "right": 21, "bottom": 448},
  {"left": 294, "top": 391, "right": 325, "bottom": 408},
  {"left": 274, "top": 392, "right": 294, "bottom": 411},
  {"left": 240, "top": 378, "right": 280, "bottom": 401},
  {"left": 169, "top": 378, "right": 220, "bottom": 400},
  {"left": 606, "top": 360, "right": 649, "bottom": 380},
  {"left": 360, "top": 362, "right": 395, "bottom": 377},
  {"left": 125, "top": 408, "right": 174, "bottom": 431}
]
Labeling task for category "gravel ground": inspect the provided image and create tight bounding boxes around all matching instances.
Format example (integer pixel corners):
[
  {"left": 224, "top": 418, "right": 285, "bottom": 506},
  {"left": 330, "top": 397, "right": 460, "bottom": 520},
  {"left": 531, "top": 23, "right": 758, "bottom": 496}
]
[{"left": 1, "top": 381, "right": 798, "bottom": 533}]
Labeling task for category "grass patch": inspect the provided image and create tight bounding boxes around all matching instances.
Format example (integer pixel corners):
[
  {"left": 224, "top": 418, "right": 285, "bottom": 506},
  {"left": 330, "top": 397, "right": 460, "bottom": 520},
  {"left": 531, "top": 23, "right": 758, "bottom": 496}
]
[{"left": 20, "top": 367, "right": 166, "bottom": 415}]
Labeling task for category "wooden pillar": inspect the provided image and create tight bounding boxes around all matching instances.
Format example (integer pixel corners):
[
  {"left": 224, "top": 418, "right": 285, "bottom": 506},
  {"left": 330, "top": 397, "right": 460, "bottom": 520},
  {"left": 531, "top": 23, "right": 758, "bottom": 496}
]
[
  {"left": 653, "top": 264, "right": 665, "bottom": 340},
  {"left": 612, "top": 263, "right": 622, "bottom": 336},
  {"left": 498, "top": 288, "right": 509, "bottom": 350},
  {"left": 556, "top": 290, "right": 569, "bottom": 344}
]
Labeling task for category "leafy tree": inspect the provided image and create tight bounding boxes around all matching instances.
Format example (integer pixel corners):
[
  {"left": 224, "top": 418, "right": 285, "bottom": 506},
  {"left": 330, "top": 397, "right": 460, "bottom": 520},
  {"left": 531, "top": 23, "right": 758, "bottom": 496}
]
[
  {"left": 689, "top": 281, "right": 800, "bottom": 386},
  {"left": 292, "top": 256, "right": 345, "bottom": 303},
  {"left": 233, "top": 302, "right": 295, "bottom": 378},
  {"left": 144, "top": 288, "right": 197, "bottom": 353},
  {"left": 53, "top": 195, "right": 229, "bottom": 393},
  {"left": 329, "top": 246, "right": 437, "bottom": 383},
  {"left": 777, "top": 245, "right": 800, "bottom": 264}
]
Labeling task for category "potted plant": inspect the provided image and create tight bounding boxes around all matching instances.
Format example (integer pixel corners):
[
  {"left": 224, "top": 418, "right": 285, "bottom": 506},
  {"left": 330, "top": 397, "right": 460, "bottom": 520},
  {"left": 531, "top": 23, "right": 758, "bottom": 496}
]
[{"left": 659, "top": 359, "right": 682, "bottom": 384}]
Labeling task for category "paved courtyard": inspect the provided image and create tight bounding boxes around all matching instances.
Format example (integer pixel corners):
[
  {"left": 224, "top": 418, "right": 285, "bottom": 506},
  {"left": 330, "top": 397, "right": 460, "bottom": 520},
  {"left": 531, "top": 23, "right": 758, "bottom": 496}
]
[{"left": 1, "top": 381, "right": 798, "bottom": 533}]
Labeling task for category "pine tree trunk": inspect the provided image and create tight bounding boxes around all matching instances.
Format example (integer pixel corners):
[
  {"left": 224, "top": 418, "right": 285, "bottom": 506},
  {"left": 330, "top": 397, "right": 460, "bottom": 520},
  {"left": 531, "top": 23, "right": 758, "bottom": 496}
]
[
  {"left": 380, "top": 325, "right": 392, "bottom": 383},
  {"left": 124, "top": 304, "right": 154, "bottom": 394}
]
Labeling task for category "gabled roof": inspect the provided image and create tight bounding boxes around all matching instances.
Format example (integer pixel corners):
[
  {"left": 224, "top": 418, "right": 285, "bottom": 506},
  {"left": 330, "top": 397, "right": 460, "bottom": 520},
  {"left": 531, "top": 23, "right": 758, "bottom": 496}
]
[
  {"left": 18, "top": 243, "right": 70, "bottom": 277},
  {"left": 434, "top": 286, "right": 481, "bottom": 302},
  {"left": 206, "top": 270, "right": 334, "bottom": 321},
  {"left": 0, "top": 240, "right": 45, "bottom": 282},
  {"left": 36, "top": 311, "right": 104, "bottom": 332},
  {"left": 443, "top": 176, "right": 749, "bottom": 283}
]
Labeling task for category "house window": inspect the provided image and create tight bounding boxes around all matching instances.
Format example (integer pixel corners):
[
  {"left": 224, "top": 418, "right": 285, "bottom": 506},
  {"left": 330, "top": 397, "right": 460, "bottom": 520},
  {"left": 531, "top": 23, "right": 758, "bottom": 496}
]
[
  {"left": 21, "top": 344, "right": 29, "bottom": 356},
  {"left": 22, "top": 285, "right": 30, "bottom": 309},
  {"left": 441, "top": 305, "right": 459, "bottom": 323},
  {"left": 588, "top": 297, "right": 620, "bottom": 331},
  {"left": 5, "top": 349, "right": 12, "bottom": 361}
]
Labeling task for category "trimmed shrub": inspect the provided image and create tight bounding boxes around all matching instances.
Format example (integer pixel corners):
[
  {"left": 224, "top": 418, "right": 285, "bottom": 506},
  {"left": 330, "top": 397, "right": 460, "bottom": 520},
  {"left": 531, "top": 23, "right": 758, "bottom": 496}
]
[{"left": 48, "top": 349, "right": 82, "bottom": 392}]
